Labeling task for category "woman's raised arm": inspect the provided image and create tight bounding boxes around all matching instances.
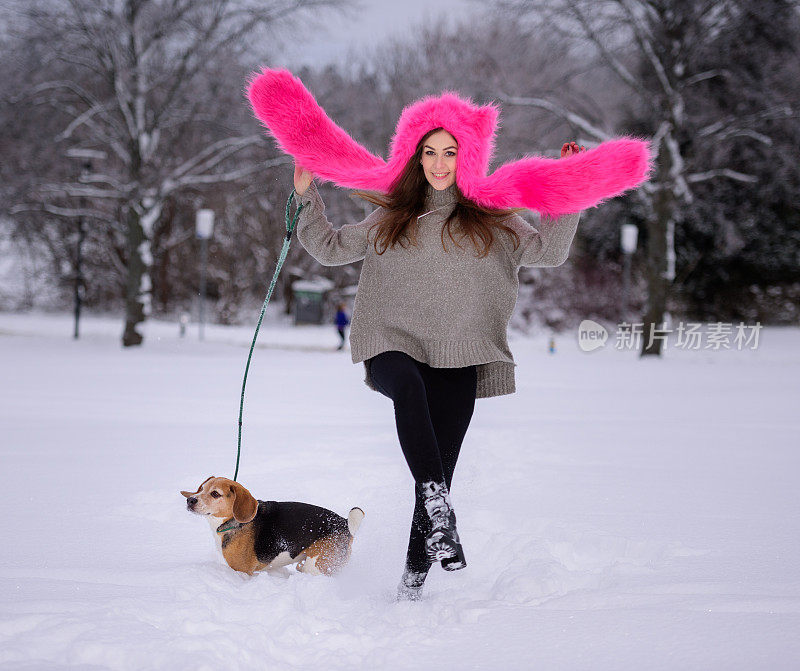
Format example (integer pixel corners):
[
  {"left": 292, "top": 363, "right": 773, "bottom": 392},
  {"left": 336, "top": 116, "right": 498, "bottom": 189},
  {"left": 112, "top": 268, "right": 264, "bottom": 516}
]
[
  {"left": 503, "top": 141, "right": 585, "bottom": 268},
  {"left": 504, "top": 211, "right": 581, "bottom": 268},
  {"left": 294, "top": 179, "right": 381, "bottom": 266}
]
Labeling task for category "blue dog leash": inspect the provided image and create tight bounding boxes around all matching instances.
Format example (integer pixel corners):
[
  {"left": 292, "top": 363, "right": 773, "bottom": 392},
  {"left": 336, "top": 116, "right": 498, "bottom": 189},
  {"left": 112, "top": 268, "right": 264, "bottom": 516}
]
[{"left": 234, "top": 190, "right": 304, "bottom": 482}]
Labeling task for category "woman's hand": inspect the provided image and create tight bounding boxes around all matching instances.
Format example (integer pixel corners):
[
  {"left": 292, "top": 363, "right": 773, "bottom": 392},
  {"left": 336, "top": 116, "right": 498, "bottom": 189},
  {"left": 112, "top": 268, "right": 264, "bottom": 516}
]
[
  {"left": 293, "top": 161, "right": 314, "bottom": 196},
  {"left": 561, "top": 141, "right": 586, "bottom": 158}
]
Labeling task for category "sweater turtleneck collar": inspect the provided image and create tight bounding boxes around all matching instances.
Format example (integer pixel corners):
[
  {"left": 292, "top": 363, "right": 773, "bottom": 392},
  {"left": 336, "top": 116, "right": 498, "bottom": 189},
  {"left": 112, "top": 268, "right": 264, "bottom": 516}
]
[{"left": 423, "top": 182, "right": 458, "bottom": 209}]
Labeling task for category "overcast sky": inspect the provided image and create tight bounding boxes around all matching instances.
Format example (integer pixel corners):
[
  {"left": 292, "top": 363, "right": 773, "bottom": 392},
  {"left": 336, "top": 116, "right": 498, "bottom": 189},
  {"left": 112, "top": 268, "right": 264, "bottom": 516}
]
[{"left": 272, "top": 0, "right": 486, "bottom": 70}]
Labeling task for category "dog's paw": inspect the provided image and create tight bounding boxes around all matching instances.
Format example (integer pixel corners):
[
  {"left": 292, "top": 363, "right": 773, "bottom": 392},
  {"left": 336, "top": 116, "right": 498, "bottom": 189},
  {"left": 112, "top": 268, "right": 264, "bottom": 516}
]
[
  {"left": 266, "top": 566, "right": 291, "bottom": 579},
  {"left": 296, "top": 555, "right": 323, "bottom": 575}
]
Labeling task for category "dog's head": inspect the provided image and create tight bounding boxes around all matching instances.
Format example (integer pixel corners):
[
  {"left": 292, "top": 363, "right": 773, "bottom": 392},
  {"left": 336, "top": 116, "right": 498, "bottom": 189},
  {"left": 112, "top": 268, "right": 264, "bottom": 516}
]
[{"left": 180, "top": 476, "right": 258, "bottom": 523}]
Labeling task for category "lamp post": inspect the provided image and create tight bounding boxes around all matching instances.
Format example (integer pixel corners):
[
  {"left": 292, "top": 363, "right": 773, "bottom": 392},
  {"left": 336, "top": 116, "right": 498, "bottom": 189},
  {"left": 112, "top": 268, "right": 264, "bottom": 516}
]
[
  {"left": 195, "top": 208, "right": 215, "bottom": 340},
  {"left": 74, "top": 163, "right": 88, "bottom": 340},
  {"left": 620, "top": 223, "right": 638, "bottom": 318},
  {"left": 65, "top": 148, "right": 106, "bottom": 339}
]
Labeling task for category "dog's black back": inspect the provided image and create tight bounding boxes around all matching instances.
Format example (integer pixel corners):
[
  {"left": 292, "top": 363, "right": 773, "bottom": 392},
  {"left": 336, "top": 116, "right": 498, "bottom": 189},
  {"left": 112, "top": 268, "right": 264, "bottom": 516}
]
[{"left": 252, "top": 500, "right": 350, "bottom": 562}]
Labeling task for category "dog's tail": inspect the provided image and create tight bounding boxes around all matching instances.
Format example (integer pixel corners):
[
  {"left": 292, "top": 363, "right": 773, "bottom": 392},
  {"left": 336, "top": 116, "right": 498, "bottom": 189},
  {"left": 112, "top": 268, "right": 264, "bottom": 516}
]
[{"left": 347, "top": 507, "right": 365, "bottom": 535}]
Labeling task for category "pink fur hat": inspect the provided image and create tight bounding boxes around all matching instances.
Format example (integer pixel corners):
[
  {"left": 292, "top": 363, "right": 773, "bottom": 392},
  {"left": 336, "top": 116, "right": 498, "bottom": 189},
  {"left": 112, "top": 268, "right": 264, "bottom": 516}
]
[{"left": 246, "top": 68, "right": 652, "bottom": 217}]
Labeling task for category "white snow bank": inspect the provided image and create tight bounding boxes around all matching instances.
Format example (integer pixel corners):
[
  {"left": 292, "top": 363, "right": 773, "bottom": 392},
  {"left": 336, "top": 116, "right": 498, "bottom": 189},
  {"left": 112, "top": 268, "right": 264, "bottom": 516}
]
[{"left": 1, "top": 310, "right": 799, "bottom": 670}]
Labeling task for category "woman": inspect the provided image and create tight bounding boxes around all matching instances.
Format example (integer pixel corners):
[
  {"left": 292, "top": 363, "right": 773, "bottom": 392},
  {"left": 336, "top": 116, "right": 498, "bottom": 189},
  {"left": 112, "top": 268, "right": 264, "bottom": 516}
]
[{"left": 293, "top": 127, "right": 585, "bottom": 600}]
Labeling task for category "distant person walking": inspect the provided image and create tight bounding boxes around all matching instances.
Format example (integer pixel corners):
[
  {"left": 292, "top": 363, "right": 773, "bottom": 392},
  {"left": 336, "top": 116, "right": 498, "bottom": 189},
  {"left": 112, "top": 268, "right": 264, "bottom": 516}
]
[{"left": 335, "top": 302, "right": 350, "bottom": 350}]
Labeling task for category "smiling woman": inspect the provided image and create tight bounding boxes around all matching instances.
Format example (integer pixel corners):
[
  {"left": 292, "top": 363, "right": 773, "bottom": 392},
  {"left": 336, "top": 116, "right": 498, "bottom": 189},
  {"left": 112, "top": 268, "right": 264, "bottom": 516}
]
[
  {"left": 343, "top": 126, "right": 525, "bottom": 259},
  {"left": 421, "top": 130, "right": 458, "bottom": 189},
  {"left": 290, "top": 127, "right": 586, "bottom": 599},
  {"left": 249, "top": 67, "right": 649, "bottom": 600}
]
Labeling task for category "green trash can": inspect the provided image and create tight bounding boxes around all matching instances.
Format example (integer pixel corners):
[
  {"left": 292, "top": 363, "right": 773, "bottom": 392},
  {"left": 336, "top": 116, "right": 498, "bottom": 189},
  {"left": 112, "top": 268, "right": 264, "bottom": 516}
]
[{"left": 292, "top": 278, "right": 334, "bottom": 325}]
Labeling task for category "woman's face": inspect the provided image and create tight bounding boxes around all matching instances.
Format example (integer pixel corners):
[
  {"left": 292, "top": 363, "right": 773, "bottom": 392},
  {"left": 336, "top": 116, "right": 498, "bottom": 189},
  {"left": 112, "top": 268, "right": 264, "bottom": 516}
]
[{"left": 420, "top": 129, "right": 457, "bottom": 190}]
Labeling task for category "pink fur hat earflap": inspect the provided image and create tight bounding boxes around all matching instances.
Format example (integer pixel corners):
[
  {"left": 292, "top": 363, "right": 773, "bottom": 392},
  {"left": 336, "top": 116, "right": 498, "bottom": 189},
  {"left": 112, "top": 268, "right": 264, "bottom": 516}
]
[{"left": 246, "top": 67, "right": 652, "bottom": 217}]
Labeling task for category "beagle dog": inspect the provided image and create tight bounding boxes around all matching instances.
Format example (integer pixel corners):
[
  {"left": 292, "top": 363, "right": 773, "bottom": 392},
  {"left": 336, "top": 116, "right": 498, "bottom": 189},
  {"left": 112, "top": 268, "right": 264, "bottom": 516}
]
[{"left": 181, "top": 476, "right": 364, "bottom": 576}]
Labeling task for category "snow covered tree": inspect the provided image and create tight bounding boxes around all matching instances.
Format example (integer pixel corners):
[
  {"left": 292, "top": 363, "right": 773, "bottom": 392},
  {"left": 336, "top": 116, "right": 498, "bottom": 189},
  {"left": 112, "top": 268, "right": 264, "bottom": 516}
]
[
  {"left": 491, "top": 0, "right": 798, "bottom": 354},
  {"left": 4, "top": 0, "right": 351, "bottom": 345},
  {"left": 674, "top": 0, "right": 800, "bottom": 323}
]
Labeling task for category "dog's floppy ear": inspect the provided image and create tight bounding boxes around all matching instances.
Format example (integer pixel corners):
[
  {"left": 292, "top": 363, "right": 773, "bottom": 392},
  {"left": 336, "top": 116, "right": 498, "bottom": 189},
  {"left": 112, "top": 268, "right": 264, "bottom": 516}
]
[
  {"left": 230, "top": 481, "right": 258, "bottom": 523},
  {"left": 181, "top": 476, "right": 214, "bottom": 498}
]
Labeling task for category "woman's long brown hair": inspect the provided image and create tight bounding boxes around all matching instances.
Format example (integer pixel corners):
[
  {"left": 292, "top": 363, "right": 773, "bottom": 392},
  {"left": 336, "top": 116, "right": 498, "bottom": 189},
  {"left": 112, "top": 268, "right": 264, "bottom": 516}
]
[{"left": 350, "top": 127, "right": 523, "bottom": 259}]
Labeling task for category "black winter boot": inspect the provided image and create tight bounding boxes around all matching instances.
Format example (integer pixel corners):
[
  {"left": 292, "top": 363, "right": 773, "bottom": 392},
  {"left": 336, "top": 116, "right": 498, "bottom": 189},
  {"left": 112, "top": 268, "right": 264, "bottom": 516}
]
[
  {"left": 396, "top": 567, "right": 428, "bottom": 601},
  {"left": 419, "top": 481, "right": 467, "bottom": 570},
  {"left": 439, "top": 508, "right": 466, "bottom": 571}
]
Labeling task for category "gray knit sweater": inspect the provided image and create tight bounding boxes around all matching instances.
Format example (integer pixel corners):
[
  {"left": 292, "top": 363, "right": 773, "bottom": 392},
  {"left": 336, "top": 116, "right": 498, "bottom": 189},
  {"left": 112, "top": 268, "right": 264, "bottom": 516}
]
[{"left": 294, "top": 180, "right": 580, "bottom": 399}]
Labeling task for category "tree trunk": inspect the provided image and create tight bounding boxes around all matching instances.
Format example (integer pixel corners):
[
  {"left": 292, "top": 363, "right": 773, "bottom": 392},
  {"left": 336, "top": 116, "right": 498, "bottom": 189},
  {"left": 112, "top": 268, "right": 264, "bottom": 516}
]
[
  {"left": 640, "top": 135, "right": 674, "bottom": 357},
  {"left": 123, "top": 204, "right": 146, "bottom": 347}
]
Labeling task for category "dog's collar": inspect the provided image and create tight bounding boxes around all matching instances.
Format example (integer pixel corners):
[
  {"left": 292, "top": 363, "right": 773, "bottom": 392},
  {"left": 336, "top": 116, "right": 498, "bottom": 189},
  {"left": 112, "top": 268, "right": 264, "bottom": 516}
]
[{"left": 216, "top": 518, "right": 242, "bottom": 533}]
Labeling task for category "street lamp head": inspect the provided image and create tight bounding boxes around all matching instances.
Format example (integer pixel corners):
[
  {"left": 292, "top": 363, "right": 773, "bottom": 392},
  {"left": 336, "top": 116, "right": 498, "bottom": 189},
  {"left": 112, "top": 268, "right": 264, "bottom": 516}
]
[
  {"left": 195, "top": 209, "right": 215, "bottom": 239},
  {"left": 621, "top": 223, "right": 638, "bottom": 254}
]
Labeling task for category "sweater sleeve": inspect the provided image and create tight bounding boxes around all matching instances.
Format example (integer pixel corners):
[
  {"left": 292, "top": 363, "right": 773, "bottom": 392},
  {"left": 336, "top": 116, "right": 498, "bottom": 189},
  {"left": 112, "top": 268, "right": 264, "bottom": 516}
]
[
  {"left": 503, "top": 211, "right": 581, "bottom": 268},
  {"left": 294, "top": 180, "right": 382, "bottom": 266}
]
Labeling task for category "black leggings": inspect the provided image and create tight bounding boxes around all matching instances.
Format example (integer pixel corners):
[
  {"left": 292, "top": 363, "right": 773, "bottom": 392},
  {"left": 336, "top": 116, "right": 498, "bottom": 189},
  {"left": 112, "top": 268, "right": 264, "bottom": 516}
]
[{"left": 368, "top": 350, "right": 478, "bottom": 573}]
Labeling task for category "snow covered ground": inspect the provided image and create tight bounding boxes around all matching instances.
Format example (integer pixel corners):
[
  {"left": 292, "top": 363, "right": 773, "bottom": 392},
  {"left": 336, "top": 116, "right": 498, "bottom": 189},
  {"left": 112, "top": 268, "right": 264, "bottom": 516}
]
[{"left": 1, "top": 310, "right": 799, "bottom": 670}]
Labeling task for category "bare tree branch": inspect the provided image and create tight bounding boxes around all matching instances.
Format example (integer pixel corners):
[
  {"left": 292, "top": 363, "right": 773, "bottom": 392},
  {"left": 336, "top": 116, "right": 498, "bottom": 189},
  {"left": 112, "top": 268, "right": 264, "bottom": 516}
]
[
  {"left": 686, "top": 169, "right": 759, "bottom": 184},
  {"left": 496, "top": 91, "right": 611, "bottom": 141},
  {"left": 566, "top": 0, "right": 646, "bottom": 97}
]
